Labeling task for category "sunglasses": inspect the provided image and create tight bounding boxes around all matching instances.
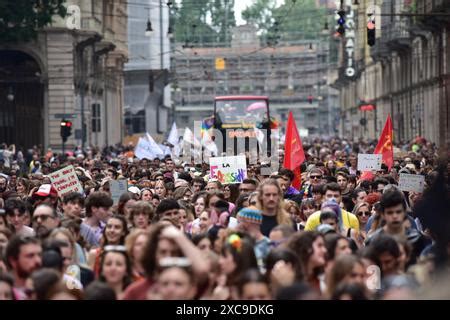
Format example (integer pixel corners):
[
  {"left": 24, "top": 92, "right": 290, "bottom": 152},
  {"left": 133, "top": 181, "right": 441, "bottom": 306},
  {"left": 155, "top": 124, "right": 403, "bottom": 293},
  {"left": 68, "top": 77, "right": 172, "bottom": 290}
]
[
  {"left": 357, "top": 211, "right": 371, "bottom": 217},
  {"left": 310, "top": 175, "right": 322, "bottom": 180}
]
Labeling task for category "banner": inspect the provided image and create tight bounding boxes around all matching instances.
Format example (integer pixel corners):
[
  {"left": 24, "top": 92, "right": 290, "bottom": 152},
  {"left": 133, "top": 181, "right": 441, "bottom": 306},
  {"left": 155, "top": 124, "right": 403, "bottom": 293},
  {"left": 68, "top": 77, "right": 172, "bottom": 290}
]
[
  {"left": 357, "top": 154, "right": 382, "bottom": 171},
  {"left": 209, "top": 155, "right": 247, "bottom": 184},
  {"left": 110, "top": 180, "right": 128, "bottom": 205},
  {"left": 135, "top": 134, "right": 164, "bottom": 160},
  {"left": 398, "top": 173, "right": 425, "bottom": 193},
  {"left": 48, "top": 165, "right": 84, "bottom": 198}
]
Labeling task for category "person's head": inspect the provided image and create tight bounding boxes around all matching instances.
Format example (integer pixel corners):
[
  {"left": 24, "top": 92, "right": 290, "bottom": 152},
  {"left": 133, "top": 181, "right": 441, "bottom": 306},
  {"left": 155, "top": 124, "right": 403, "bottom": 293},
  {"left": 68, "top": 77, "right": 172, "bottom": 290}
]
[
  {"left": 257, "top": 179, "right": 283, "bottom": 212},
  {"left": 0, "top": 227, "right": 12, "bottom": 253},
  {"left": 99, "top": 246, "right": 132, "bottom": 290},
  {"left": 103, "top": 215, "right": 129, "bottom": 246},
  {"left": 192, "top": 192, "right": 207, "bottom": 218},
  {"left": 237, "top": 269, "right": 271, "bottom": 300},
  {"left": 268, "top": 225, "right": 295, "bottom": 248},
  {"left": 191, "top": 233, "right": 212, "bottom": 252},
  {"left": 16, "top": 178, "right": 30, "bottom": 195},
  {"left": 223, "top": 184, "right": 239, "bottom": 203},
  {"left": 205, "top": 180, "right": 222, "bottom": 193},
  {"left": 0, "top": 273, "right": 14, "bottom": 300},
  {"left": 351, "top": 188, "right": 367, "bottom": 205},
  {"left": 62, "top": 193, "right": 85, "bottom": 219},
  {"left": 85, "top": 192, "right": 113, "bottom": 222},
  {"left": 324, "top": 233, "right": 352, "bottom": 261},
  {"left": 219, "top": 234, "right": 258, "bottom": 285},
  {"left": 154, "top": 180, "right": 167, "bottom": 198},
  {"left": 5, "top": 235, "right": 42, "bottom": 280},
  {"left": 165, "top": 158, "right": 175, "bottom": 172},
  {"left": 323, "top": 183, "right": 342, "bottom": 204},
  {"left": 319, "top": 210, "right": 339, "bottom": 232},
  {"left": 29, "top": 268, "right": 64, "bottom": 300},
  {"left": 156, "top": 199, "right": 180, "bottom": 225},
  {"left": 331, "top": 282, "right": 368, "bottom": 300},
  {"left": 311, "top": 183, "right": 324, "bottom": 205},
  {"left": 0, "top": 176, "right": 8, "bottom": 193},
  {"left": 141, "top": 223, "right": 183, "bottom": 278},
  {"left": 326, "top": 254, "right": 366, "bottom": 298},
  {"left": 336, "top": 172, "right": 348, "bottom": 192},
  {"left": 48, "top": 228, "right": 76, "bottom": 270},
  {"left": 380, "top": 190, "right": 407, "bottom": 232},
  {"left": 265, "top": 248, "right": 303, "bottom": 283},
  {"left": 367, "top": 234, "right": 401, "bottom": 277},
  {"left": 352, "top": 202, "right": 371, "bottom": 226},
  {"left": 191, "top": 177, "right": 205, "bottom": 193},
  {"left": 140, "top": 188, "right": 153, "bottom": 202},
  {"left": 300, "top": 198, "right": 316, "bottom": 220},
  {"left": 285, "top": 200, "right": 302, "bottom": 223},
  {"left": 198, "top": 210, "right": 212, "bottom": 232},
  {"left": 155, "top": 264, "right": 197, "bottom": 300},
  {"left": 275, "top": 175, "right": 289, "bottom": 193},
  {"left": 236, "top": 206, "right": 263, "bottom": 236},
  {"left": 129, "top": 201, "right": 154, "bottom": 229},
  {"left": 32, "top": 204, "right": 59, "bottom": 239},
  {"left": 5, "top": 199, "right": 27, "bottom": 231},
  {"left": 117, "top": 193, "right": 137, "bottom": 219},
  {"left": 239, "top": 179, "right": 258, "bottom": 194},
  {"left": 287, "top": 231, "right": 327, "bottom": 278},
  {"left": 308, "top": 168, "right": 324, "bottom": 186},
  {"left": 373, "top": 178, "right": 389, "bottom": 193},
  {"left": 125, "top": 229, "right": 148, "bottom": 267},
  {"left": 84, "top": 281, "right": 117, "bottom": 300}
]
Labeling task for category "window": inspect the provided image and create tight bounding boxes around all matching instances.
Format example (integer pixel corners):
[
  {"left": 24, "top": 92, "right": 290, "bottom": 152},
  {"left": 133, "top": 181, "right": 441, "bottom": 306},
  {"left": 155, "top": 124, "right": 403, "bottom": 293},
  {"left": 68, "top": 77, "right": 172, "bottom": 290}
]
[{"left": 92, "top": 103, "right": 101, "bottom": 132}]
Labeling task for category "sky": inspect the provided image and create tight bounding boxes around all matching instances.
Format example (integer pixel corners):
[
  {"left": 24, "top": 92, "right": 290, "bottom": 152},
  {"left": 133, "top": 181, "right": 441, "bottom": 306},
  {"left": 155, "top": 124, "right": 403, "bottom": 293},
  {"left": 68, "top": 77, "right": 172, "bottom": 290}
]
[{"left": 234, "top": 0, "right": 285, "bottom": 26}]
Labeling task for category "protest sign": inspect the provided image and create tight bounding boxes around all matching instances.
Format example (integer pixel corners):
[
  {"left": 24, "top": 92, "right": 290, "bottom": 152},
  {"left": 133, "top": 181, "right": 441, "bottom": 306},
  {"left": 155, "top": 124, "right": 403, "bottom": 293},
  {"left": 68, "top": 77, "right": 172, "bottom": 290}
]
[
  {"left": 398, "top": 173, "right": 425, "bottom": 193},
  {"left": 209, "top": 155, "right": 247, "bottom": 184},
  {"left": 110, "top": 180, "right": 129, "bottom": 205},
  {"left": 357, "top": 154, "right": 382, "bottom": 171},
  {"left": 48, "top": 165, "right": 84, "bottom": 198}
]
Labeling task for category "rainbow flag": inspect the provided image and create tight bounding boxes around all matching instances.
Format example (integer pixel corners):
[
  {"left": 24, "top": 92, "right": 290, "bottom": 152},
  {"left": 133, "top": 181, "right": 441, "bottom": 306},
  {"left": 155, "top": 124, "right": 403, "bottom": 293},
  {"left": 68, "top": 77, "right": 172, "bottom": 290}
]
[{"left": 201, "top": 116, "right": 214, "bottom": 137}]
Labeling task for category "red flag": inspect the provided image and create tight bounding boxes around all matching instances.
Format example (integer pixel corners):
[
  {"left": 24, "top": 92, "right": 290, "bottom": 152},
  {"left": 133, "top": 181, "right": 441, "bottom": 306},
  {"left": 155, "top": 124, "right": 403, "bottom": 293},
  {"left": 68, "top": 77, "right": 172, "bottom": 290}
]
[
  {"left": 283, "top": 111, "right": 305, "bottom": 189},
  {"left": 374, "top": 114, "right": 394, "bottom": 170}
]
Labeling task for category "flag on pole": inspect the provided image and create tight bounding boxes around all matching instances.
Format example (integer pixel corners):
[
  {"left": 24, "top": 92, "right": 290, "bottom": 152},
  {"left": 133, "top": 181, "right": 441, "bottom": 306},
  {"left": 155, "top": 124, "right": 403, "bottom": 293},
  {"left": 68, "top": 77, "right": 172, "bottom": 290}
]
[
  {"left": 167, "top": 122, "right": 180, "bottom": 158},
  {"left": 374, "top": 114, "right": 394, "bottom": 170},
  {"left": 135, "top": 134, "right": 164, "bottom": 160},
  {"left": 283, "top": 111, "right": 305, "bottom": 189}
]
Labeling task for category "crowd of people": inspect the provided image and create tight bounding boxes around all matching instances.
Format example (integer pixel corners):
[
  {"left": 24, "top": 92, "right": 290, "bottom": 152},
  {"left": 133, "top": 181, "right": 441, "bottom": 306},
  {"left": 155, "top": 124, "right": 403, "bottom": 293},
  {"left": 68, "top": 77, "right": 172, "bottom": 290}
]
[{"left": 0, "top": 137, "right": 448, "bottom": 300}]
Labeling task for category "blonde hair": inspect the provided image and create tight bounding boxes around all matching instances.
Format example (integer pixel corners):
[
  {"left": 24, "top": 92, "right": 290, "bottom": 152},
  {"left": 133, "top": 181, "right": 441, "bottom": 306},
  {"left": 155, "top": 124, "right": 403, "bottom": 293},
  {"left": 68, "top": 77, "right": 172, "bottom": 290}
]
[
  {"left": 257, "top": 179, "right": 292, "bottom": 227},
  {"left": 48, "top": 227, "right": 79, "bottom": 265}
]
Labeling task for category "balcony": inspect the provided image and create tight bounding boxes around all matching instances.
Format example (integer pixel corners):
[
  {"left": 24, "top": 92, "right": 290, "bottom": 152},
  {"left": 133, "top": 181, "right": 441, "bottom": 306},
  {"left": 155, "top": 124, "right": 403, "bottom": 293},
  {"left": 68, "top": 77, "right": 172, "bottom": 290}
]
[{"left": 385, "top": 19, "right": 411, "bottom": 52}]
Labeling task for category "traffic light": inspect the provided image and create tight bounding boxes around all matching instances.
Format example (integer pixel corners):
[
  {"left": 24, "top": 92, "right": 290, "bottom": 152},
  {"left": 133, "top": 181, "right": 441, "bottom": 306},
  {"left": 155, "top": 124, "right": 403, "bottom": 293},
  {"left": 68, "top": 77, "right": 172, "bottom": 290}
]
[
  {"left": 367, "top": 18, "right": 376, "bottom": 46},
  {"left": 336, "top": 10, "right": 346, "bottom": 35},
  {"left": 60, "top": 119, "right": 72, "bottom": 142}
]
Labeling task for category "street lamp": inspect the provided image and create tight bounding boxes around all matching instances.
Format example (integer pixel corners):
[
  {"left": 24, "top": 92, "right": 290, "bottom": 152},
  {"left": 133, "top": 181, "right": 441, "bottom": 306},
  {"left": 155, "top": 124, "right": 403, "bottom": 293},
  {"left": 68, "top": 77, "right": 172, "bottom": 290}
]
[{"left": 145, "top": 19, "right": 154, "bottom": 36}]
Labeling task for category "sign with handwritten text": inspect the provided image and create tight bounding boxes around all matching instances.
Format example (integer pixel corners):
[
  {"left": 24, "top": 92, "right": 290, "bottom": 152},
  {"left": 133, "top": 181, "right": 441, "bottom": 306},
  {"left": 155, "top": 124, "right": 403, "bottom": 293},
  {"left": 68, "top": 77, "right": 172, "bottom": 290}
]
[
  {"left": 209, "top": 155, "right": 247, "bottom": 184},
  {"left": 357, "top": 154, "right": 382, "bottom": 171},
  {"left": 48, "top": 165, "right": 84, "bottom": 198},
  {"left": 398, "top": 173, "right": 425, "bottom": 193}
]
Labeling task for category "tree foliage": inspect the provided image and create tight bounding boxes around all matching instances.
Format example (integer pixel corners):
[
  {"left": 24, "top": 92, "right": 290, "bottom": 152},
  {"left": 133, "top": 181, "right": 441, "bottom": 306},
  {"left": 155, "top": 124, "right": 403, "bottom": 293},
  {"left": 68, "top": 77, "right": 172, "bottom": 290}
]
[
  {"left": 171, "top": 0, "right": 236, "bottom": 46},
  {"left": 0, "top": 0, "right": 67, "bottom": 43},
  {"left": 242, "top": 0, "right": 327, "bottom": 43}
]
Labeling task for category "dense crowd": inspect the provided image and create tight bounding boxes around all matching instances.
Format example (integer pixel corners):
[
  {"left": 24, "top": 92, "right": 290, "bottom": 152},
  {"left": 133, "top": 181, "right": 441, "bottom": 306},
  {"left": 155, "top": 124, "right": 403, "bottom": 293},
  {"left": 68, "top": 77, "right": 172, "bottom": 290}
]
[{"left": 0, "top": 137, "right": 448, "bottom": 300}]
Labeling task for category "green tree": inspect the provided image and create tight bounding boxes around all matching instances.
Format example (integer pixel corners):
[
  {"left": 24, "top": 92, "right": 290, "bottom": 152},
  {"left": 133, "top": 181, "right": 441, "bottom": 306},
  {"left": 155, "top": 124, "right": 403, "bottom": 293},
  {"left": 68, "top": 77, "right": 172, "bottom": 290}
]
[
  {"left": 209, "top": 0, "right": 236, "bottom": 44},
  {"left": 172, "top": 0, "right": 217, "bottom": 46},
  {"left": 242, "top": 0, "right": 327, "bottom": 42},
  {"left": 0, "top": 0, "right": 67, "bottom": 43}
]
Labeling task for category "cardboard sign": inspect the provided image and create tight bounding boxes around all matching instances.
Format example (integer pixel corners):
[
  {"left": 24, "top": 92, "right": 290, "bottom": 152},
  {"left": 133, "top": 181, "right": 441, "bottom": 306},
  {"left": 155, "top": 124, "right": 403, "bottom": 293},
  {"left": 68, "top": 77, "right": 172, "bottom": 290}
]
[
  {"left": 110, "top": 180, "right": 128, "bottom": 205},
  {"left": 357, "top": 154, "right": 382, "bottom": 171},
  {"left": 209, "top": 155, "right": 247, "bottom": 184},
  {"left": 398, "top": 173, "right": 425, "bottom": 193},
  {"left": 48, "top": 165, "right": 84, "bottom": 198}
]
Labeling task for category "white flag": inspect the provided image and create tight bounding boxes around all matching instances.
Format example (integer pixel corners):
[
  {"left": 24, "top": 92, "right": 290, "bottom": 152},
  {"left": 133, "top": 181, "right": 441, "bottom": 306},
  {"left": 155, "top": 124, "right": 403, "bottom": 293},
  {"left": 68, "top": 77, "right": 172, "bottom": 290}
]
[
  {"left": 254, "top": 127, "right": 265, "bottom": 145},
  {"left": 167, "top": 122, "right": 179, "bottom": 146},
  {"left": 135, "top": 138, "right": 159, "bottom": 160},
  {"left": 183, "top": 127, "right": 200, "bottom": 147}
]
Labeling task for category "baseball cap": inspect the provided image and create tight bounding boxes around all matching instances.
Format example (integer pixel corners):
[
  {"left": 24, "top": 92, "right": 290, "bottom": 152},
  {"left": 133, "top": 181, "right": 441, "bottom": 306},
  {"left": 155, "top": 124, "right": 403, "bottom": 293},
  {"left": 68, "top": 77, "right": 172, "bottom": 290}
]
[{"left": 34, "top": 184, "right": 58, "bottom": 197}]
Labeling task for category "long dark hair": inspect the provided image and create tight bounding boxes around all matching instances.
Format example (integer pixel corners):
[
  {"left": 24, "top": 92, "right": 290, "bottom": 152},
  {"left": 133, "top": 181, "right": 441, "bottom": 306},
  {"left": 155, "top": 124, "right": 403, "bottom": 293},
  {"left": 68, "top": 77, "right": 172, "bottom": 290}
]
[
  {"left": 221, "top": 233, "right": 257, "bottom": 286},
  {"left": 286, "top": 231, "right": 324, "bottom": 279},
  {"left": 101, "top": 215, "right": 129, "bottom": 246},
  {"left": 99, "top": 248, "right": 133, "bottom": 291}
]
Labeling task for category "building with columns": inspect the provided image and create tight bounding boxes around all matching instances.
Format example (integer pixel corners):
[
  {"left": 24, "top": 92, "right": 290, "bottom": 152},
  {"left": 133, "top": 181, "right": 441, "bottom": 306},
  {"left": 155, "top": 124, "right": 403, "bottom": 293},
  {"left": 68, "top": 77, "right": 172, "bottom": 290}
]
[{"left": 0, "top": 0, "right": 128, "bottom": 151}]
